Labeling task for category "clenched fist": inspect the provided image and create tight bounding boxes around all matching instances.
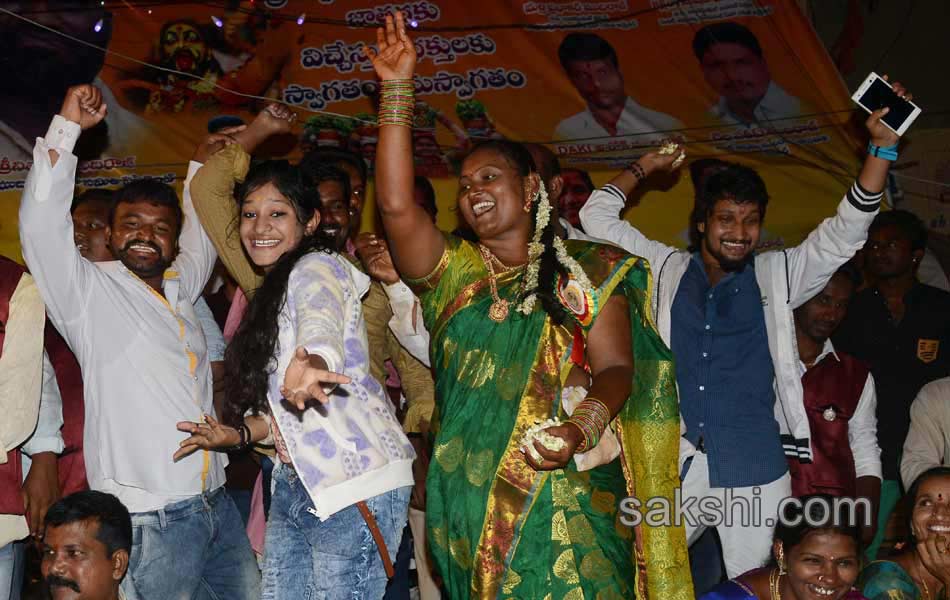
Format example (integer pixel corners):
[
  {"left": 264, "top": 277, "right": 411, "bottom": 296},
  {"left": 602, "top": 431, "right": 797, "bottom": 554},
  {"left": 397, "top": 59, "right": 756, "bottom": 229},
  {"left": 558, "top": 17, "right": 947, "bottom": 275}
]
[{"left": 59, "top": 84, "right": 107, "bottom": 130}]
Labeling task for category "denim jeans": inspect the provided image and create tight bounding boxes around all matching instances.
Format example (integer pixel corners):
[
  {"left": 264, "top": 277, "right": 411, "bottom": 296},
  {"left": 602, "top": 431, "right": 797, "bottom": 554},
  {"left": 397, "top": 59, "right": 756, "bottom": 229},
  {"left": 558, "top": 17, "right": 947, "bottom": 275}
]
[
  {"left": 121, "top": 487, "right": 261, "bottom": 600},
  {"left": 0, "top": 541, "right": 24, "bottom": 600},
  {"left": 262, "top": 463, "right": 411, "bottom": 600}
]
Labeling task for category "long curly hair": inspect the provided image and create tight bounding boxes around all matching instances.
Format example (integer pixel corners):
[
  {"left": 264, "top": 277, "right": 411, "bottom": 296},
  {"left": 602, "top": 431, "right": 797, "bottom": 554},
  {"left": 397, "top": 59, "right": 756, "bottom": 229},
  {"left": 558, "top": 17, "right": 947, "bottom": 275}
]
[
  {"left": 467, "top": 140, "right": 568, "bottom": 324},
  {"left": 222, "top": 160, "right": 335, "bottom": 425}
]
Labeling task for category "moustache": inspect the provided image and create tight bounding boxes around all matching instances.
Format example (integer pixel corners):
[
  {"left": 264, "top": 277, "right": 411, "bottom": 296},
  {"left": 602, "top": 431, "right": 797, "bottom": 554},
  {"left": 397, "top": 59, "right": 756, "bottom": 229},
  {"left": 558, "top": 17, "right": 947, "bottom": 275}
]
[
  {"left": 46, "top": 575, "right": 80, "bottom": 593},
  {"left": 121, "top": 239, "right": 162, "bottom": 255}
]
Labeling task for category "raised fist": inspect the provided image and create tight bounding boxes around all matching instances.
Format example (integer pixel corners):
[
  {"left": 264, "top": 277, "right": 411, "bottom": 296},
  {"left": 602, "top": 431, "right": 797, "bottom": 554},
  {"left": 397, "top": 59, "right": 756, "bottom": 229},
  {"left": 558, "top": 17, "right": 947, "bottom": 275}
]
[{"left": 60, "top": 85, "right": 107, "bottom": 131}]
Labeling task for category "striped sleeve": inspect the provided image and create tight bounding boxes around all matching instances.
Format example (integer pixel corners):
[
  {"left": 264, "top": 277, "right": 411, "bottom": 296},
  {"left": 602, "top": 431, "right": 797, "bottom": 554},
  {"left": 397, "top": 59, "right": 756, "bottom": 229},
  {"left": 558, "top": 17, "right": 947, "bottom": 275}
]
[
  {"left": 847, "top": 180, "right": 884, "bottom": 213},
  {"left": 601, "top": 183, "right": 627, "bottom": 203}
]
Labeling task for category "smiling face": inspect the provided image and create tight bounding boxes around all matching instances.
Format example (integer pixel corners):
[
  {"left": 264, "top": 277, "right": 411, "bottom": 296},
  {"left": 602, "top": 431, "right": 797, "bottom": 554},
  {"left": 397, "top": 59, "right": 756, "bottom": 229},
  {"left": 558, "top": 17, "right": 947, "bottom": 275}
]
[
  {"left": 317, "top": 180, "right": 351, "bottom": 251},
  {"left": 41, "top": 519, "right": 126, "bottom": 600},
  {"left": 911, "top": 475, "right": 950, "bottom": 544},
  {"left": 457, "top": 147, "right": 536, "bottom": 242},
  {"left": 700, "top": 42, "right": 770, "bottom": 107},
  {"left": 779, "top": 531, "right": 860, "bottom": 600},
  {"left": 333, "top": 162, "right": 365, "bottom": 233},
  {"left": 699, "top": 198, "right": 762, "bottom": 271},
  {"left": 239, "top": 182, "right": 318, "bottom": 270},
  {"left": 72, "top": 199, "right": 113, "bottom": 263},
  {"left": 107, "top": 200, "right": 179, "bottom": 279}
]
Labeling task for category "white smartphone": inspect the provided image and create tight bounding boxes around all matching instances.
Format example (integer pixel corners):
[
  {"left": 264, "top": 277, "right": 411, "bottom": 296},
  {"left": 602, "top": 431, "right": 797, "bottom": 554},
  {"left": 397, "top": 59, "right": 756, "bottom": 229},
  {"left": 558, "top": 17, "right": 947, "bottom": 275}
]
[{"left": 851, "top": 72, "right": 921, "bottom": 136}]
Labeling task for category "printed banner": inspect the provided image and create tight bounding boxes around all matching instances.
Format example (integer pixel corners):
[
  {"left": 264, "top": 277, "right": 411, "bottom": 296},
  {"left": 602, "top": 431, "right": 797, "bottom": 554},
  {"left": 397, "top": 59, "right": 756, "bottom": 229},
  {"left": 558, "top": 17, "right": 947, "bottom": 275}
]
[{"left": 0, "top": 0, "right": 870, "bottom": 261}]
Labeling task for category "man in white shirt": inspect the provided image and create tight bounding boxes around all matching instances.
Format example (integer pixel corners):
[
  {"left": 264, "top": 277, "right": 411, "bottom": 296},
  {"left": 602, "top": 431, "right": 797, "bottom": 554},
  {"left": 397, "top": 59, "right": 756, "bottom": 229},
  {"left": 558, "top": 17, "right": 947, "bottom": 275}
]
[
  {"left": 902, "top": 377, "right": 950, "bottom": 488},
  {"left": 692, "top": 21, "right": 803, "bottom": 126},
  {"left": 553, "top": 33, "right": 683, "bottom": 142},
  {"left": 19, "top": 85, "right": 259, "bottom": 600}
]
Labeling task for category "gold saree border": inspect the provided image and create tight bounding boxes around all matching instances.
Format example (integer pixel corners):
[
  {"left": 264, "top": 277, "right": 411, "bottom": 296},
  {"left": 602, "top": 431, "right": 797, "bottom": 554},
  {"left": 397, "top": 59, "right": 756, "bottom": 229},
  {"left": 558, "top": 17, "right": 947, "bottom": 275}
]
[{"left": 469, "top": 320, "right": 572, "bottom": 598}]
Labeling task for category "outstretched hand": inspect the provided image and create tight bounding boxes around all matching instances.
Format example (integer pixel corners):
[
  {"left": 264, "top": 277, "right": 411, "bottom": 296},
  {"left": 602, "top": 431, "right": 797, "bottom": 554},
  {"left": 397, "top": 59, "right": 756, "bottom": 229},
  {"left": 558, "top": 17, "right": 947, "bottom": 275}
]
[
  {"left": 173, "top": 414, "right": 240, "bottom": 462},
  {"left": 363, "top": 12, "right": 417, "bottom": 81},
  {"left": 60, "top": 85, "right": 107, "bottom": 131},
  {"left": 866, "top": 75, "right": 911, "bottom": 147},
  {"left": 637, "top": 148, "right": 687, "bottom": 178},
  {"left": 281, "top": 347, "right": 352, "bottom": 409}
]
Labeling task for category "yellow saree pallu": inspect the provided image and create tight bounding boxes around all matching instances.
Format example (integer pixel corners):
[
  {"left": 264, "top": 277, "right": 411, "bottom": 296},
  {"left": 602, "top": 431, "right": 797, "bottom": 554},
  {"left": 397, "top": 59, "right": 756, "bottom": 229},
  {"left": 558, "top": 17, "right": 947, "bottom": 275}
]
[{"left": 407, "top": 236, "right": 692, "bottom": 599}]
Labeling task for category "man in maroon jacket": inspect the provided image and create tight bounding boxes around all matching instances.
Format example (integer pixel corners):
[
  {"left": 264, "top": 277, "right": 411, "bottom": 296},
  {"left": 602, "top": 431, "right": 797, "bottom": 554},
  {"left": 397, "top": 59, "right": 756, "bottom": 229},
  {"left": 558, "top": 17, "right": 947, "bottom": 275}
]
[{"left": 1, "top": 255, "right": 86, "bottom": 599}]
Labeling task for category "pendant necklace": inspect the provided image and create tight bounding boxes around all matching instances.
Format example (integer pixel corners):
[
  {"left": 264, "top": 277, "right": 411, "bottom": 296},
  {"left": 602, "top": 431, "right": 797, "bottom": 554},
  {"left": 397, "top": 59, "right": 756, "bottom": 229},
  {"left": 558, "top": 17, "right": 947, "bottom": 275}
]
[{"left": 478, "top": 244, "right": 519, "bottom": 322}]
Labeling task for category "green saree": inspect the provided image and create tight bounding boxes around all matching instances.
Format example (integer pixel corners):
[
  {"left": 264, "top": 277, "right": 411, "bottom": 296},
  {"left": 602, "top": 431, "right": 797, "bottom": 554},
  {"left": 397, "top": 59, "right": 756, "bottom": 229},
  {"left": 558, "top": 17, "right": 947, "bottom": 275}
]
[{"left": 407, "top": 235, "right": 692, "bottom": 599}]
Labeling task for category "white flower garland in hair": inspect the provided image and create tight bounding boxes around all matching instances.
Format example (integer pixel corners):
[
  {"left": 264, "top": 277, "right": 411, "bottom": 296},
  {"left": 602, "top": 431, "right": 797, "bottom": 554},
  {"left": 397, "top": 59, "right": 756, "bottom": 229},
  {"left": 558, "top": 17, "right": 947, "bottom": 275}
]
[
  {"left": 516, "top": 178, "right": 597, "bottom": 315},
  {"left": 517, "top": 181, "right": 552, "bottom": 315},
  {"left": 553, "top": 237, "right": 592, "bottom": 290}
]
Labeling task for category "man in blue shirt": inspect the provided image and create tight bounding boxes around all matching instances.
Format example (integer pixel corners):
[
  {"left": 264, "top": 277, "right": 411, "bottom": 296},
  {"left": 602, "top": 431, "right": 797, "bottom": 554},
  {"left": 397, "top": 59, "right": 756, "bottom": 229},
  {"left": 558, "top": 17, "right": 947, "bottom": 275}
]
[{"left": 581, "top": 98, "right": 903, "bottom": 578}]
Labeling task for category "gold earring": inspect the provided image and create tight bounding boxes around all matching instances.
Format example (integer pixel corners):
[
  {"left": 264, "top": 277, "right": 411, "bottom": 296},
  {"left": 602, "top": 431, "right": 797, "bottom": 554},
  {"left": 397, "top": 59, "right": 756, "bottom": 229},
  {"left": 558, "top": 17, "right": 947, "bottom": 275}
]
[
  {"left": 777, "top": 547, "right": 787, "bottom": 575},
  {"left": 524, "top": 190, "right": 540, "bottom": 213}
]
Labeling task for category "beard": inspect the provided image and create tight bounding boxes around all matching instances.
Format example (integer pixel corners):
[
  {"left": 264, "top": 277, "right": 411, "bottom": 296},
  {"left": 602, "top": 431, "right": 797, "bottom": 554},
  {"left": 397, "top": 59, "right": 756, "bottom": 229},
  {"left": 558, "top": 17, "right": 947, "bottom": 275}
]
[
  {"left": 115, "top": 239, "right": 173, "bottom": 279},
  {"left": 705, "top": 237, "right": 753, "bottom": 272}
]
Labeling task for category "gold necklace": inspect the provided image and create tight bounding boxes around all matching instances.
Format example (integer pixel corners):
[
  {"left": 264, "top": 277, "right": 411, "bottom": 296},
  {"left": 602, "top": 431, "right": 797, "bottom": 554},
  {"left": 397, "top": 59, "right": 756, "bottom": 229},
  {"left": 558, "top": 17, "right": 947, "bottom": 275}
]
[
  {"left": 914, "top": 556, "right": 933, "bottom": 600},
  {"left": 478, "top": 244, "right": 511, "bottom": 322},
  {"left": 769, "top": 568, "right": 782, "bottom": 600}
]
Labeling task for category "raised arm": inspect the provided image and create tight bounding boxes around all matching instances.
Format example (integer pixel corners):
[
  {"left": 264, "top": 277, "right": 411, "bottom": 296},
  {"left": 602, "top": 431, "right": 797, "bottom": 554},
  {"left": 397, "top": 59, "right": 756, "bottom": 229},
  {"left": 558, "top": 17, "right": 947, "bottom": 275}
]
[
  {"left": 190, "top": 106, "right": 295, "bottom": 296},
  {"left": 578, "top": 149, "right": 683, "bottom": 267},
  {"left": 18, "top": 85, "right": 103, "bottom": 340},
  {"left": 786, "top": 81, "right": 909, "bottom": 306},
  {"left": 364, "top": 12, "right": 444, "bottom": 279}
]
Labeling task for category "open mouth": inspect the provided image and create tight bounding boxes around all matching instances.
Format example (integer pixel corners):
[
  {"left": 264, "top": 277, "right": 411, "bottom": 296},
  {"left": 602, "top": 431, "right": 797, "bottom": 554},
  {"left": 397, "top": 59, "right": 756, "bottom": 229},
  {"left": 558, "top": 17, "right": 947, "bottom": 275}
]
[
  {"left": 472, "top": 200, "right": 496, "bottom": 217},
  {"left": 127, "top": 243, "right": 158, "bottom": 256},
  {"left": 806, "top": 583, "right": 838, "bottom": 597},
  {"left": 721, "top": 240, "right": 749, "bottom": 252},
  {"left": 928, "top": 524, "right": 950, "bottom": 533},
  {"left": 251, "top": 239, "right": 281, "bottom": 248},
  {"left": 174, "top": 51, "right": 196, "bottom": 73}
]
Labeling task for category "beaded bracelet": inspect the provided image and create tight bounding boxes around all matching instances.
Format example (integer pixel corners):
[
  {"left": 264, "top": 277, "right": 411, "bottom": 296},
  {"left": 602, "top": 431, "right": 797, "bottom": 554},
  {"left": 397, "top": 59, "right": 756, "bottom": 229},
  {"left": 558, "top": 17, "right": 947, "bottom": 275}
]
[
  {"left": 229, "top": 422, "right": 251, "bottom": 452},
  {"left": 626, "top": 161, "right": 646, "bottom": 182}
]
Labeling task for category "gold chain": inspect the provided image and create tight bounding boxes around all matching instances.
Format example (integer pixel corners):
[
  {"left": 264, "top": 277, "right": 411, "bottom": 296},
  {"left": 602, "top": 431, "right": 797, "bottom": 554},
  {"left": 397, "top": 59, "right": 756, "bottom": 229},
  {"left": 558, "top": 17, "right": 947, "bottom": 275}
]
[
  {"left": 478, "top": 244, "right": 512, "bottom": 322},
  {"left": 769, "top": 568, "right": 782, "bottom": 600},
  {"left": 914, "top": 556, "right": 933, "bottom": 600}
]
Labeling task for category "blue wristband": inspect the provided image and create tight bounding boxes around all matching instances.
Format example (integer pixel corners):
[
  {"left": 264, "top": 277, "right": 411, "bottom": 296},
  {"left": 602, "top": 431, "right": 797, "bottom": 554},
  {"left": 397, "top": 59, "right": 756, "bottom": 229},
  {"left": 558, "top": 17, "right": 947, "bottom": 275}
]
[{"left": 868, "top": 142, "right": 898, "bottom": 161}]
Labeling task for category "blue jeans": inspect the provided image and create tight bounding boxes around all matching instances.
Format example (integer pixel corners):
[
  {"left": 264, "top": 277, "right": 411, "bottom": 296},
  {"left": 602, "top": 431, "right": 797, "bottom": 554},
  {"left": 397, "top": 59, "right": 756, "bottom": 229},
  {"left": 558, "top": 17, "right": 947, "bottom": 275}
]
[
  {"left": 262, "top": 463, "right": 411, "bottom": 600},
  {"left": 0, "top": 541, "right": 24, "bottom": 600},
  {"left": 121, "top": 487, "right": 261, "bottom": 600}
]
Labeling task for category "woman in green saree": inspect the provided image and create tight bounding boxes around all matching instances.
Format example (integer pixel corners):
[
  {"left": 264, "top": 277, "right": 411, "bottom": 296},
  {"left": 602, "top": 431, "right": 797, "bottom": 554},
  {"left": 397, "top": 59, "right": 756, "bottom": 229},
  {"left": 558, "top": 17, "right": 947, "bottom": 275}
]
[{"left": 365, "top": 13, "right": 692, "bottom": 599}]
